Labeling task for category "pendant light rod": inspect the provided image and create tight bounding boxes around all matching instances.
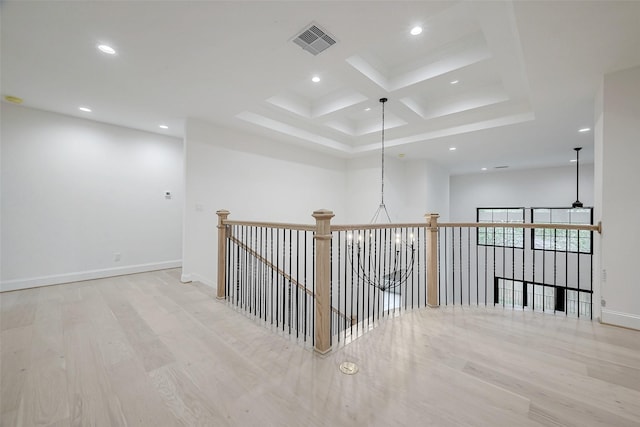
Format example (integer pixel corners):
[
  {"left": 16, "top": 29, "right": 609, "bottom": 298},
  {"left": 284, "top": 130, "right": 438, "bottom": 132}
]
[
  {"left": 380, "top": 97, "right": 387, "bottom": 205},
  {"left": 370, "top": 97, "right": 391, "bottom": 224},
  {"left": 572, "top": 147, "right": 583, "bottom": 208}
]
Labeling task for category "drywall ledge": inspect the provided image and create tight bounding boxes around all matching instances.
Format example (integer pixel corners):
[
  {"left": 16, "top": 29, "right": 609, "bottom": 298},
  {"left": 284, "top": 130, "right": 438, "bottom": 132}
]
[
  {"left": 0, "top": 260, "right": 182, "bottom": 292},
  {"left": 601, "top": 308, "right": 640, "bottom": 331}
]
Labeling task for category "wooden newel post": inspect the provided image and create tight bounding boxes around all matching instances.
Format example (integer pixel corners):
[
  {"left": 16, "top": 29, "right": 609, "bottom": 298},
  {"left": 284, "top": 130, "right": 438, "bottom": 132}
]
[
  {"left": 312, "top": 209, "right": 334, "bottom": 354},
  {"left": 216, "top": 210, "right": 230, "bottom": 300},
  {"left": 425, "top": 213, "right": 440, "bottom": 307}
]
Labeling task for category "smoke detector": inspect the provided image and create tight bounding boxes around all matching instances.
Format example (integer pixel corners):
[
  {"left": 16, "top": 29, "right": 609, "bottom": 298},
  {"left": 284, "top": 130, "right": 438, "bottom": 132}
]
[{"left": 292, "top": 23, "right": 337, "bottom": 56}]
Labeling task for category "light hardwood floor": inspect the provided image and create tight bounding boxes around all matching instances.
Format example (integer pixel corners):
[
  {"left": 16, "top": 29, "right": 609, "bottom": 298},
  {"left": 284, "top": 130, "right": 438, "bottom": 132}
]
[{"left": 1, "top": 269, "right": 639, "bottom": 426}]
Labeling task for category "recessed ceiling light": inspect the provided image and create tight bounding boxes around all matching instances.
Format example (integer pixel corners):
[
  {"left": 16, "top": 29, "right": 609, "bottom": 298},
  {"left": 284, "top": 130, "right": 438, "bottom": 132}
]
[
  {"left": 449, "top": 147, "right": 457, "bottom": 151},
  {"left": 311, "top": 76, "right": 320, "bottom": 83},
  {"left": 450, "top": 80, "right": 459, "bottom": 85},
  {"left": 481, "top": 167, "right": 488, "bottom": 171},
  {"left": 97, "top": 44, "right": 116, "bottom": 55},
  {"left": 570, "top": 159, "right": 577, "bottom": 162},
  {"left": 398, "top": 153, "right": 406, "bottom": 158},
  {"left": 364, "top": 107, "right": 371, "bottom": 111},
  {"left": 78, "top": 106, "right": 92, "bottom": 112},
  {"left": 578, "top": 127, "right": 591, "bottom": 133},
  {"left": 159, "top": 125, "right": 169, "bottom": 129},
  {"left": 410, "top": 26, "right": 422, "bottom": 36}
]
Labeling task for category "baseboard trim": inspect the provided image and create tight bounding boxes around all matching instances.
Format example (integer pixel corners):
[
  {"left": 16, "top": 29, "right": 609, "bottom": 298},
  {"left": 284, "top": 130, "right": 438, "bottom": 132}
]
[
  {"left": 188, "top": 273, "right": 215, "bottom": 288},
  {"left": 601, "top": 308, "right": 640, "bottom": 331},
  {"left": 1, "top": 260, "right": 182, "bottom": 292}
]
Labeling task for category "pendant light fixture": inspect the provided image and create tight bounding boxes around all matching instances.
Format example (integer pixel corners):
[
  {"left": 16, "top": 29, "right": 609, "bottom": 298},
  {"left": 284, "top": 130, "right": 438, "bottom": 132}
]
[
  {"left": 572, "top": 147, "right": 583, "bottom": 208},
  {"left": 347, "top": 97, "right": 416, "bottom": 293}
]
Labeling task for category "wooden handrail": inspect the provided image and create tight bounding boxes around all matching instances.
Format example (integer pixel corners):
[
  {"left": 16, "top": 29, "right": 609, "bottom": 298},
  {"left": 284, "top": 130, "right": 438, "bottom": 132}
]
[
  {"left": 227, "top": 233, "right": 354, "bottom": 324},
  {"left": 333, "top": 222, "right": 599, "bottom": 232},
  {"left": 331, "top": 222, "right": 427, "bottom": 231},
  {"left": 224, "top": 220, "right": 315, "bottom": 231},
  {"left": 438, "top": 222, "right": 601, "bottom": 233},
  {"left": 224, "top": 219, "right": 601, "bottom": 234}
]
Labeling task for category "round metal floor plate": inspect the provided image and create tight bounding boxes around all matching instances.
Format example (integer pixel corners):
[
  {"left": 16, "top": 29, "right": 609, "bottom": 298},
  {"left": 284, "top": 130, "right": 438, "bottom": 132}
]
[{"left": 339, "top": 361, "right": 359, "bottom": 375}]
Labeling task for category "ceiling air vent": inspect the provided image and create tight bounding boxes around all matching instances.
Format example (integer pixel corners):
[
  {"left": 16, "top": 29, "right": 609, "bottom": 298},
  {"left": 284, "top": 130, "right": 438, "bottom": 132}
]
[{"left": 292, "top": 23, "right": 337, "bottom": 56}]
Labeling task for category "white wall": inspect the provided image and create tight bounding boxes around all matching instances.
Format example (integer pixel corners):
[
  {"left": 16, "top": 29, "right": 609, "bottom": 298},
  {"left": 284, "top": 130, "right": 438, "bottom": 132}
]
[
  {"left": 1, "top": 104, "right": 183, "bottom": 291},
  {"left": 596, "top": 65, "right": 640, "bottom": 330},
  {"left": 450, "top": 165, "right": 595, "bottom": 221},
  {"left": 345, "top": 156, "right": 450, "bottom": 223},
  {"left": 182, "top": 118, "right": 347, "bottom": 286},
  {"left": 405, "top": 159, "right": 450, "bottom": 222},
  {"left": 344, "top": 155, "right": 404, "bottom": 223}
]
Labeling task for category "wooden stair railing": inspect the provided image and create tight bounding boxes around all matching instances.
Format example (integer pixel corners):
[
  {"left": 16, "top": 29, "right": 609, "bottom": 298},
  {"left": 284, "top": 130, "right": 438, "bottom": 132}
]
[{"left": 227, "top": 233, "right": 355, "bottom": 327}]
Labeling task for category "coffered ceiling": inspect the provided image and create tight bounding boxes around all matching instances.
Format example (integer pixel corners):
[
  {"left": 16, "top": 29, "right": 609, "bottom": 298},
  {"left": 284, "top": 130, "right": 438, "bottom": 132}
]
[{"left": 2, "top": 1, "right": 640, "bottom": 174}]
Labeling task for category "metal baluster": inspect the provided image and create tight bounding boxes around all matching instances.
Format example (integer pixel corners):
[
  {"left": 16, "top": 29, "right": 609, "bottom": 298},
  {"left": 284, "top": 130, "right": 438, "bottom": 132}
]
[
  {"left": 366, "top": 229, "right": 371, "bottom": 329},
  {"left": 414, "top": 227, "right": 419, "bottom": 308},
  {"left": 282, "top": 228, "right": 286, "bottom": 331},
  {"left": 304, "top": 231, "right": 308, "bottom": 340},
  {"left": 553, "top": 229, "right": 557, "bottom": 314},
  {"left": 475, "top": 226, "right": 479, "bottom": 306},
  {"left": 342, "top": 231, "right": 348, "bottom": 340},
  {"left": 312, "top": 231, "right": 315, "bottom": 346},
  {"left": 492, "top": 229, "right": 496, "bottom": 307},
  {"left": 336, "top": 231, "right": 341, "bottom": 342},
  {"left": 519, "top": 228, "right": 523, "bottom": 310},
  {"left": 270, "top": 228, "right": 274, "bottom": 324},
  {"left": 452, "top": 228, "right": 456, "bottom": 305},
  {"left": 297, "top": 229, "right": 302, "bottom": 334},
  {"left": 241, "top": 226, "right": 246, "bottom": 309},
  {"left": 226, "top": 225, "right": 231, "bottom": 300},
  {"left": 275, "top": 229, "right": 280, "bottom": 326},
  {"left": 288, "top": 229, "right": 292, "bottom": 333},
  {"left": 468, "top": 227, "right": 471, "bottom": 305},
  {"left": 349, "top": 231, "right": 355, "bottom": 336},
  {"left": 512, "top": 227, "right": 515, "bottom": 310},
  {"left": 235, "top": 226, "right": 241, "bottom": 305},
  {"left": 577, "top": 236, "right": 581, "bottom": 318},
  {"left": 372, "top": 229, "right": 384, "bottom": 322},
  {"left": 589, "top": 236, "right": 593, "bottom": 320},
  {"left": 530, "top": 215, "right": 535, "bottom": 312},
  {"left": 565, "top": 228, "right": 569, "bottom": 316},
  {"left": 345, "top": 230, "right": 350, "bottom": 339},
  {"left": 484, "top": 235, "right": 487, "bottom": 306},
  {"left": 382, "top": 229, "right": 395, "bottom": 316},
  {"left": 444, "top": 228, "right": 448, "bottom": 305},
  {"left": 260, "top": 227, "right": 265, "bottom": 320},
  {"left": 459, "top": 227, "right": 463, "bottom": 306},
  {"left": 253, "top": 226, "right": 257, "bottom": 315},
  {"left": 330, "top": 234, "right": 334, "bottom": 338}
]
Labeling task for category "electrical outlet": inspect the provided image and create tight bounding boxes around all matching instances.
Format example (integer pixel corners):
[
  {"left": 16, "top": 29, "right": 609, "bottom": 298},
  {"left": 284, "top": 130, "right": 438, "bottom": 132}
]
[
  {"left": 601, "top": 299, "right": 606, "bottom": 307},
  {"left": 114, "top": 252, "right": 121, "bottom": 262},
  {"left": 601, "top": 269, "right": 607, "bottom": 281}
]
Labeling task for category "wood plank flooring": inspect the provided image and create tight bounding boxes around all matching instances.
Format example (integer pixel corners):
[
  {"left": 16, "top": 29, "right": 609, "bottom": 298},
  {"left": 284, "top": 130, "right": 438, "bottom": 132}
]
[{"left": 1, "top": 269, "right": 639, "bottom": 426}]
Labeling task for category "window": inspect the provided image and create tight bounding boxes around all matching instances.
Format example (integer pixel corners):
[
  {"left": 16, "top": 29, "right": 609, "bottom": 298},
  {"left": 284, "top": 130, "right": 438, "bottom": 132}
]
[
  {"left": 477, "top": 208, "right": 525, "bottom": 248},
  {"left": 531, "top": 208, "right": 593, "bottom": 253}
]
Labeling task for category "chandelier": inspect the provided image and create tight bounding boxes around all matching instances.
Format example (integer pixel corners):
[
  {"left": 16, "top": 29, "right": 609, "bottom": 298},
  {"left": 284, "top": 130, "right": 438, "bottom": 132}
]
[{"left": 347, "top": 98, "right": 416, "bottom": 292}]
